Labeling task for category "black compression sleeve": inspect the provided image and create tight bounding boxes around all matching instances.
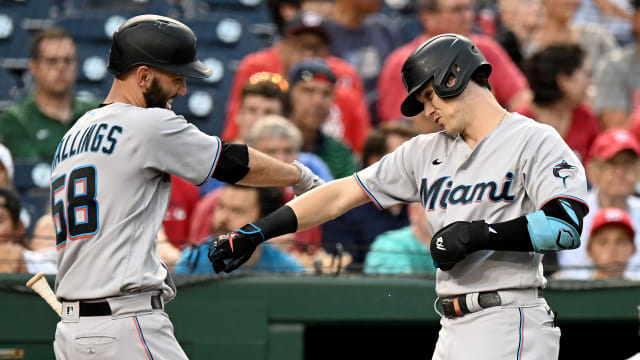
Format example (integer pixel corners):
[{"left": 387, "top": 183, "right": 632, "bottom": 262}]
[
  {"left": 212, "top": 142, "right": 250, "bottom": 183},
  {"left": 254, "top": 205, "right": 299, "bottom": 240},
  {"left": 487, "top": 216, "right": 534, "bottom": 251}
]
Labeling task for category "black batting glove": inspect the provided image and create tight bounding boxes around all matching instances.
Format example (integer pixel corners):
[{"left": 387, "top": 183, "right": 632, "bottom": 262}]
[
  {"left": 430, "top": 220, "right": 490, "bottom": 271},
  {"left": 208, "top": 223, "right": 265, "bottom": 273}
]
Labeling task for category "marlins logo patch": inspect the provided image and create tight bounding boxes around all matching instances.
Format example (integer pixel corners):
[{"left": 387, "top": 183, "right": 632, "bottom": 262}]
[{"left": 553, "top": 160, "right": 576, "bottom": 187}]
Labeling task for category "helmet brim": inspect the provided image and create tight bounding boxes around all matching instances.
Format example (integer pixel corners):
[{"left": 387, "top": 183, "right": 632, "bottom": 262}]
[
  {"left": 400, "top": 92, "right": 424, "bottom": 118},
  {"left": 161, "top": 59, "right": 212, "bottom": 79}
]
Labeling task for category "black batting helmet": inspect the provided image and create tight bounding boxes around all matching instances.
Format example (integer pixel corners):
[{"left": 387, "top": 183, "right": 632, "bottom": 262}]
[
  {"left": 107, "top": 14, "right": 212, "bottom": 79},
  {"left": 400, "top": 33, "right": 491, "bottom": 117}
]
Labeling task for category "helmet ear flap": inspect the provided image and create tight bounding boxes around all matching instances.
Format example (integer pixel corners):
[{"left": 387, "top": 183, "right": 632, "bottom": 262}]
[{"left": 107, "top": 43, "right": 122, "bottom": 76}]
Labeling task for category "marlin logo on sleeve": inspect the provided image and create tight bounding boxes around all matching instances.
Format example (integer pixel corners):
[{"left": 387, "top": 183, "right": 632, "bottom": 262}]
[{"left": 552, "top": 160, "right": 576, "bottom": 188}]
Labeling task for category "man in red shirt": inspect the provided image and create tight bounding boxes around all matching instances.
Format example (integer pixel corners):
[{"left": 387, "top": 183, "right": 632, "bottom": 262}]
[
  {"left": 223, "top": 12, "right": 370, "bottom": 153},
  {"left": 162, "top": 175, "right": 200, "bottom": 249},
  {"left": 376, "top": 0, "right": 531, "bottom": 123}
]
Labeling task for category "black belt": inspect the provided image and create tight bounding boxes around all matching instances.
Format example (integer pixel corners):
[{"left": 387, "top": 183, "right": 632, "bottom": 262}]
[
  {"left": 78, "top": 295, "right": 163, "bottom": 316},
  {"left": 441, "top": 288, "right": 544, "bottom": 319}
]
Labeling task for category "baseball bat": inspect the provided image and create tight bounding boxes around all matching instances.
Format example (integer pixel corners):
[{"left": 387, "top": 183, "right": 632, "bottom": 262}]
[{"left": 26, "top": 272, "right": 62, "bottom": 317}]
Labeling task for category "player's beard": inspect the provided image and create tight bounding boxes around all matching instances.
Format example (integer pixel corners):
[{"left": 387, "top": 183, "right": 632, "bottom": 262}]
[{"left": 143, "top": 78, "right": 172, "bottom": 109}]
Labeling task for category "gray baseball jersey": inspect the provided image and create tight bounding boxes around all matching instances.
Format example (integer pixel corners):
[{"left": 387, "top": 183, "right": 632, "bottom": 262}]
[
  {"left": 355, "top": 113, "right": 588, "bottom": 296},
  {"left": 51, "top": 103, "right": 221, "bottom": 301}
]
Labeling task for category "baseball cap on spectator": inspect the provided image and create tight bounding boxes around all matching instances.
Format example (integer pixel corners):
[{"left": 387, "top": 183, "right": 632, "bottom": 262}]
[
  {"left": 0, "top": 144, "right": 14, "bottom": 181},
  {"left": 284, "top": 11, "right": 330, "bottom": 44},
  {"left": 589, "top": 129, "right": 640, "bottom": 161},
  {"left": 590, "top": 207, "right": 635, "bottom": 238},
  {"left": 288, "top": 58, "right": 336, "bottom": 86}
]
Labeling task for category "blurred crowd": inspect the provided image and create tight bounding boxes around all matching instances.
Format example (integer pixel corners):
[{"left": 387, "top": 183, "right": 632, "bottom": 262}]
[{"left": 1, "top": 0, "right": 640, "bottom": 280}]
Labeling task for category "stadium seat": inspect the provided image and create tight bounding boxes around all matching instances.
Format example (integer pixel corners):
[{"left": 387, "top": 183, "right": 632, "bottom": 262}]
[
  {"left": 171, "top": 86, "right": 227, "bottom": 136},
  {"left": 184, "top": 15, "right": 267, "bottom": 60},
  {"left": 0, "top": 7, "right": 31, "bottom": 58},
  {"left": 75, "top": 44, "right": 111, "bottom": 85},
  {"left": 55, "top": 13, "right": 126, "bottom": 44},
  {"left": 202, "top": 0, "right": 271, "bottom": 24},
  {"left": 0, "top": 67, "right": 19, "bottom": 101}
]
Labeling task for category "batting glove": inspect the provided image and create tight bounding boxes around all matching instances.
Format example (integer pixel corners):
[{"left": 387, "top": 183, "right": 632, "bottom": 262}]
[
  {"left": 430, "top": 220, "right": 490, "bottom": 271},
  {"left": 208, "top": 223, "right": 265, "bottom": 273},
  {"left": 292, "top": 160, "right": 325, "bottom": 196}
]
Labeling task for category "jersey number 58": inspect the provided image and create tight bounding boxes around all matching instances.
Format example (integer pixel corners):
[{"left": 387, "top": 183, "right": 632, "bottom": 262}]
[{"left": 50, "top": 165, "right": 99, "bottom": 250}]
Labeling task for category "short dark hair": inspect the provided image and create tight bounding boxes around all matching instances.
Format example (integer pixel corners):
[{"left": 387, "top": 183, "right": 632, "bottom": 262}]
[
  {"left": 633, "top": 0, "right": 640, "bottom": 11},
  {"left": 227, "top": 184, "right": 284, "bottom": 218},
  {"left": 362, "top": 122, "right": 419, "bottom": 166},
  {"left": 0, "top": 186, "right": 21, "bottom": 227},
  {"left": 241, "top": 78, "right": 289, "bottom": 115},
  {"left": 267, "top": 0, "right": 302, "bottom": 35},
  {"left": 470, "top": 68, "right": 492, "bottom": 91},
  {"left": 416, "top": 0, "right": 439, "bottom": 11},
  {"left": 524, "top": 44, "right": 585, "bottom": 106},
  {"left": 30, "top": 28, "right": 75, "bottom": 60}
]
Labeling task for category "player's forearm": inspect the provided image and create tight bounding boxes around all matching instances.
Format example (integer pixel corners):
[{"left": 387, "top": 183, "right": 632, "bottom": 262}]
[
  {"left": 288, "top": 176, "right": 369, "bottom": 231},
  {"left": 237, "top": 147, "right": 301, "bottom": 187}
]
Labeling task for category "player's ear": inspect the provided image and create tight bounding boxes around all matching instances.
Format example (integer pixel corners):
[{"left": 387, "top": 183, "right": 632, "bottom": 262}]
[{"left": 136, "top": 65, "right": 153, "bottom": 88}]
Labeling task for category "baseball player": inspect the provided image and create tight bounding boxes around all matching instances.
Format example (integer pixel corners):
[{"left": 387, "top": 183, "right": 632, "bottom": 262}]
[
  {"left": 50, "top": 15, "right": 322, "bottom": 360},
  {"left": 209, "top": 34, "right": 589, "bottom": 359}
]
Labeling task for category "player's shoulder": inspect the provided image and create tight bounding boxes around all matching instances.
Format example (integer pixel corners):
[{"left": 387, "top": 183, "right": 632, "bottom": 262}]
[
  {"left": 109, "top": 103, "right": 183, "bottom": 121},
  {"left": 508, "top": 112, "right": 564, "bottom": 142},
  {"left": 400, "top": 130, "right": 451, "bottom": 152}
]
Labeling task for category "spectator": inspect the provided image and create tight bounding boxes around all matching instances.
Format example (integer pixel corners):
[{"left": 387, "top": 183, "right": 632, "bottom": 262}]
[
  {"left": 234, "top": 74, "right": 289, "bottom": 143},
  {"left": 25, "top": 213, "right": 57, "bottom": 274},
  {"left": 574, "top": 0, "right": 634, "bottom": 45},
  {"left": 189, "top": 115, "right": 328, "bottom": 254},
  {"left": 587, "top": 208, "right": 636, "bottom": 279},
  {"left": 245, "top": 115, "right": 333, "bottom": 183},
  {"left": 287, "top": 59, "right": 357, "bottom": 179},
  {"left": 525, "top": 0, "right": 617, "bottom": 75},
  {"left": 376, "top": 0, "right": 531, "bottom": 123},
  {"left": 162, "top": 175, "right": 200, "bottom": 249},
  {"left": 200, "top": 75, "right": 290, "bottom": 196},
  {"left": 557, "top": 129, "right": 640, "bottom": 278},
  {"left": 518, "top": 44, "right": 600, "bottom": 163},
  {"left": 0, "top": 28, "right": 99, "bottom": 162},
  {"left": 301, "top": 0, "right": 334, "bottom": 17},
  {"left": 157, "top": 226, "right": 182, "bottom": 272},
  {"left": 324, "top": 0, "right": 403, "bottom": 118},
  {"left": 0, "top": 187, "right": 27, "bottom": 273},
  {"left": 0, "top": 144, "right": 14, "bottom": 188},
  {"left": 593, "top": 0, "right": 640, "bottom": 128},
  {"left": 494, "top": 0, "right": 543, "bottom": 68},
  {"left": 175, "top": 184, "right": 304, "bottom": 274},
  {"left": 364, "top": 202, "right": 436, "bottom": 275},
  {"left": 322, "top": 122, "right": 420, "bottom": 270},
  {"left": 223, "top": 11, "right": 371, "bottom": 153}
]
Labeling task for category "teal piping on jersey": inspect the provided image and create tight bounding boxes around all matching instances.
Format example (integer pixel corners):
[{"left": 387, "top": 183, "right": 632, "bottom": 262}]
[
  {"left": 133, "top": 316, "right": 154, "bottom": 360},
  {"left": 197, "top": 139, "right": 222, "bottom": 187},
  {"left": 517, "top": 308, "right": 524, "bottom": 360},
  {"left": 353, "top": 173, "right": 383, "bottom": 210},
  {"left": 539, "top": 195, "right": 589, "bottom": 215}
]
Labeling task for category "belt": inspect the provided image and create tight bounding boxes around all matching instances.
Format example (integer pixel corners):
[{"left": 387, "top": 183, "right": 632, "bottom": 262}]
[
  {"left": 441, "top": 288, "right": 544, "bottom": 319},
  {"left": 79, "top": 295, "right": 163, "bottom": 316}
]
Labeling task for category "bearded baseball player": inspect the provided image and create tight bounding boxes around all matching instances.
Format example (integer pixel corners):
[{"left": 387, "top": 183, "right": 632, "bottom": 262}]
[
  {"left": 210, "top": 33, "right": 589, "bottom": 359},
  {"left": 50, "top": 15, "right": 322, "bottom": 359}
]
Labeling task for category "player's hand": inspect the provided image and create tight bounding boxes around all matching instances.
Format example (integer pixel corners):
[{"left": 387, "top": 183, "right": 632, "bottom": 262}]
[
  {"left": 430, "top": 221, "right": 489, "bottom": 271},
  {"left": 292, "top": 160, "right": 325, "bottom": 196},
  {"left": 208, "top": 224, "right": 265, "bottom": 273}
]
